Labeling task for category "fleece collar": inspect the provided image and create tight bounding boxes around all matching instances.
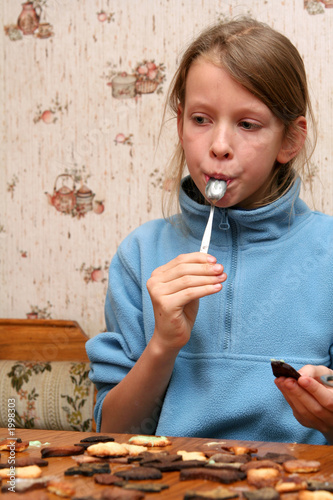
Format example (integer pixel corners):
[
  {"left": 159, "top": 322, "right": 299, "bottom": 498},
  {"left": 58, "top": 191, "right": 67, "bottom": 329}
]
[{"left": 179, "top": 175, "right": 312, "bottom": 247}]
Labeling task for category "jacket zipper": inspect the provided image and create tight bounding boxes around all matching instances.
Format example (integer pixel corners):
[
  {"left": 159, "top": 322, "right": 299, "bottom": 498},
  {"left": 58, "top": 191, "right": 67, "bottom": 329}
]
[{"left": 223, "top": 216, "right": 238, "bottom": 350}]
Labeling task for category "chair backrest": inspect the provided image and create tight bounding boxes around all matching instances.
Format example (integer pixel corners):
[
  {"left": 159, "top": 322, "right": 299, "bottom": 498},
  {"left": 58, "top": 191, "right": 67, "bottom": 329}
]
[
  {"left": 0, "top": 319, "right": 95, "bottom": 432},
  {"left": 0, "top": 318, "right": 90, "bottom": 361}
]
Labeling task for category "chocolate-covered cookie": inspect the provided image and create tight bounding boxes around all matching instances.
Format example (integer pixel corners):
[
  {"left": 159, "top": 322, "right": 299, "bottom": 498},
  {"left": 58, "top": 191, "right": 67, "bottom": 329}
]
[{"left": 271, "top": 360, "right": 300, "bottom": 380}]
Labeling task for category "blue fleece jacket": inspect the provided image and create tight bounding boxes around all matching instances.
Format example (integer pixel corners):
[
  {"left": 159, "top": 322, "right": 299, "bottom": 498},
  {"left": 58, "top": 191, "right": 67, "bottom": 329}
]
[{"left": 86, "top": 176, "right": 333, "bottom": 444}]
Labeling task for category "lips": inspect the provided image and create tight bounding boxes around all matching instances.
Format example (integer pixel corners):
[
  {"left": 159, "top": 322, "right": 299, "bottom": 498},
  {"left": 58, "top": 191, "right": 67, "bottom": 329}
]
[{"left": 205, "top": 174, "right": 232, "bottom": 185}]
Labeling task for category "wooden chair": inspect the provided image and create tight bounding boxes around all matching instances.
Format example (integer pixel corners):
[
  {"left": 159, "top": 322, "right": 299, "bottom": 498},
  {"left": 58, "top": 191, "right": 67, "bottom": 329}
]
[{"left": 0, "top": 319, "right": 96, "bottom": 432}]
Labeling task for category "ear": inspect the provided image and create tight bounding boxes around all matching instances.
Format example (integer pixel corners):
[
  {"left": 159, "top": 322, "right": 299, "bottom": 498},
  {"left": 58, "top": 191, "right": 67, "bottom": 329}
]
[
  {"left": 276, "top": 116, "right": 307, "bottom": 164},
  {"left": 177, "top": 105, "right": 184, "bottom": 147}
]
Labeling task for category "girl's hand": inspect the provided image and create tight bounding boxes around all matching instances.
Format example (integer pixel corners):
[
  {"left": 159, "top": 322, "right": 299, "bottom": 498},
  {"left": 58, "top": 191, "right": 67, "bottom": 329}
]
[
  {"left": 146, "top": 252, "right": 227, "bottom": 352},
  {"left": 275, "top": 365, "right": 333, "bottom": 444}
]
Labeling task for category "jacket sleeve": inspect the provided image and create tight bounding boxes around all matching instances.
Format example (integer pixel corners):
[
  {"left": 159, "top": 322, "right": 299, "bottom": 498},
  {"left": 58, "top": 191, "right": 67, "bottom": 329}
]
[{"left": 86, "top": 232, "right": 149, "bottom": 431}]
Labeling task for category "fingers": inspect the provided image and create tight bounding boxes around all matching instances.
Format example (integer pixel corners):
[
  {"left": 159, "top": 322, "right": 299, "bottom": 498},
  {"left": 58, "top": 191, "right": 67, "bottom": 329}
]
[
  {"left": 275, "top": 376, "right": 333, "bottom": 434},
  {"left": 147, "top": 252, "right": 227, "bottom": 303},
  {"left": 299, "top": 364, "right": 332, "bottom": 380},
  {"left": 146, "top": 253, "right": 227, "bottom": 352},
  {"left": 152, "top": 252, "right": 222, "bottom": 278},
  {"left": 297, "top": 375, "right": 333, "bottom": 411},
  {"left": 153, "top": 270, "right": 226, "bottom": 296},
  {"left": 151, "top": 253, "right": 226, "bottom": 284}
]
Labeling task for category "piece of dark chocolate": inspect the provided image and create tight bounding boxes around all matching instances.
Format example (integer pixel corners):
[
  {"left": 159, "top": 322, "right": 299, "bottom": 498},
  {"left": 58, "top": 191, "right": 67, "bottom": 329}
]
[
  {"left": 115, "top": 466, "right": 162, "bottom": 481},
  {"left": 259, "top": 452, "right": 295, "bottom": 464},
  {"left": 145, "top": 459, "right": 205, "bottom": 472},
  {"left": 80, "top": 435, "right": 115, "bottom": 443},
  {"left": 41, "top": 445, "right": 84, "bottom": 457},
  {"left": 271, "top": 360, "right": 300, "bottom": 380},
  {"left": 65, "top": 462, "right": 111, "bottom": 476},
  {"left": 209, "top": 453, "right": 250, "bottom": 464},
  {"left": 180, "top": 467, "right": 246, "bottom": 484}
]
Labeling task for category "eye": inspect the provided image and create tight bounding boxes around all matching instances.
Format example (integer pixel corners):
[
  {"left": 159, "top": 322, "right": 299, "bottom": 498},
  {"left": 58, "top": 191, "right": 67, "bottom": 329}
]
[
  {"left": 239, "top": 121, "right": 261, "bottom": 130},
  {"left": 192, "top": 115, "right": 209, "bottom": 125}
]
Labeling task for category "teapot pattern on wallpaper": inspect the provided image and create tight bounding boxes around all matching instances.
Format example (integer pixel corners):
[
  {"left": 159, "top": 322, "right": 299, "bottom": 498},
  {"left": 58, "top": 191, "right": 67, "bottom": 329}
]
[
  {"left": 5, "top": 2, "right": 115, "bottom": 41},
  {"left": 4, "top": 1, "right": 54, "bottom": 41},
  {"left": 46, "top": 173, "right": 105, "bottom": 218}
]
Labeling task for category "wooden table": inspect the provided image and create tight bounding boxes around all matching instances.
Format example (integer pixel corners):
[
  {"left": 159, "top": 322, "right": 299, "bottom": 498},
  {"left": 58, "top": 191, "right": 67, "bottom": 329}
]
[{"left": 1, "top": 428, "right": 332, "bottom": 499}]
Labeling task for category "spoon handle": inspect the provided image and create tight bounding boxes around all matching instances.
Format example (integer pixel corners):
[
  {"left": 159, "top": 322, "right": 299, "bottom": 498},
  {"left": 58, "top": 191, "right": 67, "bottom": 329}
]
[
  {"left": 320, "top": 375, "right": 333, "bottom": 387},
  {"left": 200, "top": 204, "right": 215, "bottom": 253}
]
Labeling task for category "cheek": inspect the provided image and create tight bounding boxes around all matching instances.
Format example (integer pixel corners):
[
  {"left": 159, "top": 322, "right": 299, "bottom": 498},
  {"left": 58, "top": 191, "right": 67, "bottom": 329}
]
[
  {"left": 257, "top": 131, "right": 284, "bottom": 159},
  {"left": 182, "top": 137, "right": 201, "bottom": 162},
  {"left": 243, "top": 140, "right": 279, "bottom": 170}
]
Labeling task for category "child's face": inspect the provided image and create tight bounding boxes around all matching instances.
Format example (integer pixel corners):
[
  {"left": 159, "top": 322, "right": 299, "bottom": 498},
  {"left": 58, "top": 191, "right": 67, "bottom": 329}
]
[{"left": 177, "top": 57, "right": 290, "bottom": 209}]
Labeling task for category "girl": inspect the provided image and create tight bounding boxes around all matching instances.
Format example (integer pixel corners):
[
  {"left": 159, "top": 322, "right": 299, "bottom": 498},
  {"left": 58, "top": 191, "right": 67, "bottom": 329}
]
[{"left": 86, "top": 18, "right": 333, "bottom": 445}]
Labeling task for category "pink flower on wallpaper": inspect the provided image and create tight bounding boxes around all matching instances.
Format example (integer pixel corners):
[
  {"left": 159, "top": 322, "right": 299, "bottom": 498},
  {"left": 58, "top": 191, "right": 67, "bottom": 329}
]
[
  {"left": 137, "top": 62, "right": 158, "bottom": 80},
  {"left": 26, "top": 302, "right": 53, "bottom": 319},
  {"left": 91, "top": 269, "right": 104, "bottom": 282},
  {"left": 93, "top": 200, "right": 105, "bottom": 214},
  {"left": 78, "top": 262, "right": 109, "bottom": 284},
  {"left": 34, "top": 95, "right": 69, "bottom": 124},
  {"left": 114, "top": 133, "right": 133, "bottom": 146},
  {"left": 40, "top": 110, "right": 55, "bottom": 124},
  {"left": 134, "top": 60, "right": 166, "bottom": 94},
  {"left": 97, "top": 10, "right": 115, "bottom": 23}
]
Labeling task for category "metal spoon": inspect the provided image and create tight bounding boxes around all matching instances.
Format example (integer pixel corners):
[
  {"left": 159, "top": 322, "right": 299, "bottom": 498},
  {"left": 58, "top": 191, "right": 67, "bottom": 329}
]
[
  {"left": 200, "top": 179, "right": 227, "bottom": 253},
  {"left": 320, "top": 375, "right": 333, "bottom": 387}
]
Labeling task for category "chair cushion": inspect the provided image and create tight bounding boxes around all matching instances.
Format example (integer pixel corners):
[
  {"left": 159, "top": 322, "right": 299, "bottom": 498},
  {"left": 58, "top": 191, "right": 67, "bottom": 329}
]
[{"left": 0, "top": 360, "right": 94, "bottom": 431}]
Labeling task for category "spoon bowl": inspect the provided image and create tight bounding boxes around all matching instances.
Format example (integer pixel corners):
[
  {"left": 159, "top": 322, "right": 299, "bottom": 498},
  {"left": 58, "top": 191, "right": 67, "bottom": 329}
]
[
  {"left": 205, "top": 178, "right": 227, "bottom": 203},
  {"left": 200, "top": 179, "right": 227, "bottom": 253}
]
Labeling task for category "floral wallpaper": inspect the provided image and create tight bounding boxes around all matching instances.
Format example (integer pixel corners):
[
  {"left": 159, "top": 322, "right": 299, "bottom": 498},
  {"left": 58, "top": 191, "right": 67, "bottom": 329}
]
[{"left": 1, "top": 0, "right": 333, "bottom": 338}]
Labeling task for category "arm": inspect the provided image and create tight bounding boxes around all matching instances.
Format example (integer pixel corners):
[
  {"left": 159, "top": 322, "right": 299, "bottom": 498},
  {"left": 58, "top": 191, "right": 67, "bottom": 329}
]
[
  {"left": 100, "top": 252, "right": 227, "bottom": 433},
  {"left": 100, "top": 336, "right": 177, "bottom": 434},
  {"left": 274, "top": 365, "right": 333, "bottom": 444}
]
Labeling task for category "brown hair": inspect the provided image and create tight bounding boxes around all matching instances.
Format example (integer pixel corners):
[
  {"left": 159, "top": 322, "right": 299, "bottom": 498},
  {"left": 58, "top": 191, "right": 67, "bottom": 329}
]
[{"left": 162, "top": 17, "right": 316, "bottom": 215}]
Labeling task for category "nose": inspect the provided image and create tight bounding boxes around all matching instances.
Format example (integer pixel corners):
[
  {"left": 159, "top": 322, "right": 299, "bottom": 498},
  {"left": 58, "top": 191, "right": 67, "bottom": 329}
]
[{"left": 210, "top": 125, "right": 233, "bottom": 159}]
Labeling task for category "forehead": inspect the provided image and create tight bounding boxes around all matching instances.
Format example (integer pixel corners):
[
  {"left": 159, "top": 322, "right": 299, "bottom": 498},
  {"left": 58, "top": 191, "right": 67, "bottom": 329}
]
[{"left": 185, "top": 57, "right": 267, "bottom": 113}]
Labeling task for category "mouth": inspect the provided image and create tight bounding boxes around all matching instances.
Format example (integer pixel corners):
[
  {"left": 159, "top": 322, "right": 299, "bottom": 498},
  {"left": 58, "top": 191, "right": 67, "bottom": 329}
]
[{"left": 205, "top": 174, "right": 232, "bottom": 186}]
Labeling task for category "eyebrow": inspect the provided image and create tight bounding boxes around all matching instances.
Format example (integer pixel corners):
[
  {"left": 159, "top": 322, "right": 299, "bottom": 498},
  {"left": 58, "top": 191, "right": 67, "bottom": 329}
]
[{"left": 185, "top": 99, "right": 271, "bottom": 118}]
